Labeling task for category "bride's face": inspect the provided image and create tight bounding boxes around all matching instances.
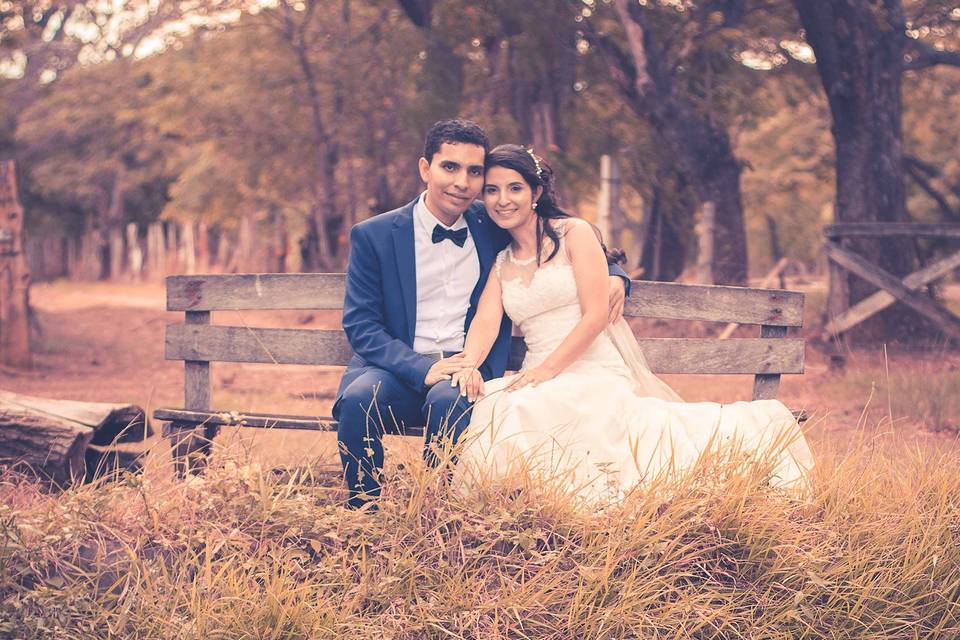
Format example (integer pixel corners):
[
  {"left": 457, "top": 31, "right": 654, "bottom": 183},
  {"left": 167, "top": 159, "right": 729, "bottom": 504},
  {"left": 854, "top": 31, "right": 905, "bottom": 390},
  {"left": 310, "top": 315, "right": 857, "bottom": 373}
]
[{"left": 483, "top": 166, "right": 543, "bottom": 231}]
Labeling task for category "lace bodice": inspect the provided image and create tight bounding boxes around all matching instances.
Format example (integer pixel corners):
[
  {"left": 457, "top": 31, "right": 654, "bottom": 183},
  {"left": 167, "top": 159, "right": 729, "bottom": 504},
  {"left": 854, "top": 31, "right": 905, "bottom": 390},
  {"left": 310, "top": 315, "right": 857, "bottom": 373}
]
[
  {"left": 497, "top": 222, "right": 578, "bottom": 325},
  {"left": 496, "top": 220, "right": 628, "bottom": 373}
]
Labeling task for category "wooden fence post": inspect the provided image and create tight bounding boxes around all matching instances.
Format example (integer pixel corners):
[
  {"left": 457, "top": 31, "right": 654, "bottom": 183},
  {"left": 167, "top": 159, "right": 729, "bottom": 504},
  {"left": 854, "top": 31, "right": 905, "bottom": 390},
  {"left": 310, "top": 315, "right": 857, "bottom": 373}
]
[
  {"left": 696, "top": 201, "right": 716, "bottom": 285},
  {"left": 66, "top": 236, "right": 78, "bottom": 280},
  {"left": 766, "top": 215, "right": 786, "bottom": 288},
  {"left": 237, "top": 215, "right": 254, "bottom": 272},
  {"left": 126, "top": 223, "right": 143, "bottom": 280},
  {"left": 597, "top": 155, "right": 615, "bottom": 242},
  {"left": 108, "top": 227, "right": 124, "bottom": 279},
  {"left": 197, "top": 221, "right": 210, "bottom": 273},
  {"left": 269, "top": 214, "right": 289, "bottom": 273},
  {"left": 0, "top": 160, "right": 32, "bottom": 367},
  {"left": 168, "top": 309, "right": 213, "bottom": 477},
  {"left": 165, "top": 223, "right": 178, "bottom": 274},
  {"left": 80, "top": 232, "right": 96, "bottom": 280},
  {"left": 182, "top": 222, "right": 196, "bottom": 275},
  {"left": 216, "top": 228, "right": 232, "bottom": 273},
  {"left": 825, "top": 239, "right": 849, "bottom": 332},
  {"left": 147, "top": 223, "right": 164, "bottom": 278}
]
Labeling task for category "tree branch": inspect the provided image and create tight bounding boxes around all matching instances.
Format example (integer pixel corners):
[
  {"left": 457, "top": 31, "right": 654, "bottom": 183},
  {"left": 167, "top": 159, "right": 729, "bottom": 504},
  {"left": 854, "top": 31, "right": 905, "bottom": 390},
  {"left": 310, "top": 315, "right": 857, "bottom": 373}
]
[
  {"left": 612, "top": 0, "right": 653, "bottom": 97},
  {"left": 904, "top": 40, "right": 960, "bottom": 71},
  {"left": 904, "top": 154, "right": 939, "bottom": 178},
  {"left": 904, "top": 158, "right": 960, "bottom": 222},
  {"left": 591, "top": 32, "right": 642, "bottom": 107}
]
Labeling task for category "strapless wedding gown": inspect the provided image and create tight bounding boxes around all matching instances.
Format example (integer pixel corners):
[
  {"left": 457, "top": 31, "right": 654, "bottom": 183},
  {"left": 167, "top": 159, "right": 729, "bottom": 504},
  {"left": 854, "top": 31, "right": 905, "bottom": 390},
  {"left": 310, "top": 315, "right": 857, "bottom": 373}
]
[{"left": 457, "top": 223, "right": 814, "bottom": 501}]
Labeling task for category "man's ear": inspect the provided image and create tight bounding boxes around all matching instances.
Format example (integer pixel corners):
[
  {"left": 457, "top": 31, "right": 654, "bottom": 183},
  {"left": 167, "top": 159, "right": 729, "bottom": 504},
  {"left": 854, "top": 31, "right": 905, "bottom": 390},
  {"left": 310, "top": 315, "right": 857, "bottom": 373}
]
[{"left": 418, "top": 157, "right": 431, "bottom": 183}]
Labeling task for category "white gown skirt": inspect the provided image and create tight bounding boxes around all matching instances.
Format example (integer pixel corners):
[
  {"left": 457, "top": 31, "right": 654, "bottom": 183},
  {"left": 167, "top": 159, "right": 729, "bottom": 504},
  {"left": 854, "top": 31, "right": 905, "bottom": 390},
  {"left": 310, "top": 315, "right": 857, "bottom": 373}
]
[{"left": 455, "top": 365, "right": 814, "bottom": 502}]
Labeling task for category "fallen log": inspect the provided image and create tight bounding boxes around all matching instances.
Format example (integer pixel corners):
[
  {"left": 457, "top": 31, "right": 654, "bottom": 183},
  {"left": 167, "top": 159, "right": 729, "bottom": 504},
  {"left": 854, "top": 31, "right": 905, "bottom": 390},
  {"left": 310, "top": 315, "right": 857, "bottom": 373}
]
[
  {"left": 0, "top": 390, "right": 151, "bottom": 484},
  {"left": 0, "top": 391, "right": 151, "bottom": 444},
  {"left": 84, "top": 445, "right": 146, "bottom": 482}
]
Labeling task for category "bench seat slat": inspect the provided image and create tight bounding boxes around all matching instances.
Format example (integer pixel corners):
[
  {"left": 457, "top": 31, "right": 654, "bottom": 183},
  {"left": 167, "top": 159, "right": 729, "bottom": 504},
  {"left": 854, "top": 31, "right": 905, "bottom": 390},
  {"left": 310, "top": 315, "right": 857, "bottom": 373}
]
[
  {"left": 166, "top": 325, "right": 804, "bottom": 375},
  {"left": 154, "top": 407, "right": 427, "bottom": 436},
  {"left": 154, "top": 406, "right": 807, "bottom": 431},
  {"left": 166, "top": 274, "right": 803, "bottom": 326}
]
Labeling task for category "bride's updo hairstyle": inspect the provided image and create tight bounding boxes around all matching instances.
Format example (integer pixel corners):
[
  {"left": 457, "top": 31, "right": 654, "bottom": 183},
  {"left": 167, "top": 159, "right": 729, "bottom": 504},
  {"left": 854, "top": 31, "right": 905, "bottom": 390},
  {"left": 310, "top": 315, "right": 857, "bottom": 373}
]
[{"left": 485, "top": 144, "right": 626, "bottom": 267}]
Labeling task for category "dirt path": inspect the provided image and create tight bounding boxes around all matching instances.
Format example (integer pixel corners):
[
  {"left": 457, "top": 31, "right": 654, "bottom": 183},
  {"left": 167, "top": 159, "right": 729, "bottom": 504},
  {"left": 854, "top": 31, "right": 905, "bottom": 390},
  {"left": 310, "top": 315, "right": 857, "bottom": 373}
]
[{"left": 5, "top": 280, "right": 957, "bottom": 469}]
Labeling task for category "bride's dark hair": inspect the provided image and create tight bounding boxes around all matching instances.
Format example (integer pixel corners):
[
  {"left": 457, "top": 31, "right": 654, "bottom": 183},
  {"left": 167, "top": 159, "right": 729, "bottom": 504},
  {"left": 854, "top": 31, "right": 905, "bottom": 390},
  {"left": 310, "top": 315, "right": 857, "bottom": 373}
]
[{"left": 484, "top": 144, "right": 626, "bottom": 267}]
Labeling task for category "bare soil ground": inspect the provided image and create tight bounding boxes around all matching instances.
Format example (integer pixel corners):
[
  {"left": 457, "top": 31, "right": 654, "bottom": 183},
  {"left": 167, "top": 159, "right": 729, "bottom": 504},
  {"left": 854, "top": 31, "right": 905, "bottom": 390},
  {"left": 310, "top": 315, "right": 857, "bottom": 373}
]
[{"left": 5, "top": 279, "right": 958, "bottom": 471}]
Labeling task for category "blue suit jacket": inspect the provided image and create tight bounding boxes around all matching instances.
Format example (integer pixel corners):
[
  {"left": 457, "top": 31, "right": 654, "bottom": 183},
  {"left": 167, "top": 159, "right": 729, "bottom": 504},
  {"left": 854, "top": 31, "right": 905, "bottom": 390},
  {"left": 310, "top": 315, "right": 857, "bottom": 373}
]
[{"left": 334, "top": 197, "right": 630, "bottom": 414}]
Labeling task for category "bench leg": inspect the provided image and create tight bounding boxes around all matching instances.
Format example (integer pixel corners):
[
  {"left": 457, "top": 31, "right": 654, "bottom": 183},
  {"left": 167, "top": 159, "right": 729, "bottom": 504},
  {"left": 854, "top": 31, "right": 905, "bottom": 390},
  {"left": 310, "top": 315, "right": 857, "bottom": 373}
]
[{"left": 164, "top": 421, "right": 220, "bottom": 478}]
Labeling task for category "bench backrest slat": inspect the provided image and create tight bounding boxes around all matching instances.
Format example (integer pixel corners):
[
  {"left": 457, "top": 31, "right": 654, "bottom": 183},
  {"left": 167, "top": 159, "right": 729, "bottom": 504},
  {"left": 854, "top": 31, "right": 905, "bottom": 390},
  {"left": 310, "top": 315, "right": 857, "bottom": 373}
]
[
  {"left": 165, "top": 325, "right": 804, "bottom": 375},
  {"left": 166, "top": 274, "right": 803, "bottom": 327}
]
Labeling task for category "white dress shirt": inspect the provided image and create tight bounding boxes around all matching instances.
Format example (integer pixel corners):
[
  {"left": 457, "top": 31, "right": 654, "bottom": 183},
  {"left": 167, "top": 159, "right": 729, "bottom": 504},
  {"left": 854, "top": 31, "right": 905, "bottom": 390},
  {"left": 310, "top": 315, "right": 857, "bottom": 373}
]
[{"left": 412, "top": 192, "right": 480, "bottom": 355}]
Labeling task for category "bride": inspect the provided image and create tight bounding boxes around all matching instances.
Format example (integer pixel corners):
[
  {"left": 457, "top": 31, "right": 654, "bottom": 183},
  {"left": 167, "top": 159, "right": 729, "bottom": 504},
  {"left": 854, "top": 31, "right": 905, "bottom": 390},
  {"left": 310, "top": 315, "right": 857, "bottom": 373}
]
[{"left": 449, "top": 144, "right": 814, "bottom": 500}]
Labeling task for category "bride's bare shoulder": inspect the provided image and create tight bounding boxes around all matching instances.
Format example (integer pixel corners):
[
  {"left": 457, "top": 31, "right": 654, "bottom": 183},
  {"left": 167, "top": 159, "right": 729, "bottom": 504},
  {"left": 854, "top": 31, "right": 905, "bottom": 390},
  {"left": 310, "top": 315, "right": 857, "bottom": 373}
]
[
  {"left": 553, "top": 217, "right": 596, "bottom": 243},
  {"left": 548, "top": 217, "right": 590, "bottom": 237}
]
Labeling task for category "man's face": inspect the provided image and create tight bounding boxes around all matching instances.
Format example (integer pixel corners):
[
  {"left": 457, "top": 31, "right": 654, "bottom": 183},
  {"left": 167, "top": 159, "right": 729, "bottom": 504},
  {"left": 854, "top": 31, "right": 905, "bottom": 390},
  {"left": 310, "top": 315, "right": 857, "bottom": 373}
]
[{"left": 418, "top": 142, "right": 486, "bottom": 225}]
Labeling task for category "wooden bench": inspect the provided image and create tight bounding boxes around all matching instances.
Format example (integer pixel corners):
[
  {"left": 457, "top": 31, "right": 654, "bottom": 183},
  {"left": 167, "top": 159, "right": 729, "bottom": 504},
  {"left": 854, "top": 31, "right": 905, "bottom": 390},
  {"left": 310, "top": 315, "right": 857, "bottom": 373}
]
[{"left": 154, "top": 273, "right": 805, "bottom": 475}]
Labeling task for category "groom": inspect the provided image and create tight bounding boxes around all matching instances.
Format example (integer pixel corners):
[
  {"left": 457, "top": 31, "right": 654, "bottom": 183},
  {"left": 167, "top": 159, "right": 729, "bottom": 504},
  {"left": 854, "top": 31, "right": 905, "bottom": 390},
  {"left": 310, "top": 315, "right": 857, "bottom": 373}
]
[{"left": 334, "top": 119, "right": 630, "bottom": 509}]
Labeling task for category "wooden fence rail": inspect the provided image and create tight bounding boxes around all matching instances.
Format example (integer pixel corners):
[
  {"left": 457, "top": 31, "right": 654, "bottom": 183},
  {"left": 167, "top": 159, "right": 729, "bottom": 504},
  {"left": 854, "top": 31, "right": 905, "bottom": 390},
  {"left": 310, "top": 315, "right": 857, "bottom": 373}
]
[
  {"left": 822, "top": 222, "right": 960, "bottom": 341},
  {"left": 25, "top": 217, "right": 293, "bottom": 283}
]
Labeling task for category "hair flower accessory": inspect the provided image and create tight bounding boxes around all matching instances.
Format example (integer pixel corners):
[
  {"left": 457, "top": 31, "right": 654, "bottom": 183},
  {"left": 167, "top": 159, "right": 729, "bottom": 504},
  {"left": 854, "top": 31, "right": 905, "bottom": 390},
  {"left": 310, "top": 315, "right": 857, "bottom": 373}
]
[{"left": 526, "top": 147, "right": 543, "bottom": 178}]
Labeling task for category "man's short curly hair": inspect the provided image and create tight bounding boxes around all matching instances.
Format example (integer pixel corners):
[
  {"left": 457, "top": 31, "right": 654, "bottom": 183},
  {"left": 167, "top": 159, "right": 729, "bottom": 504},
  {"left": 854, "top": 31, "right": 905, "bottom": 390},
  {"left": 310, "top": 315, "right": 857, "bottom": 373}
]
[{"left": 423, "top": 119, "right": 490, "bottom": 163}]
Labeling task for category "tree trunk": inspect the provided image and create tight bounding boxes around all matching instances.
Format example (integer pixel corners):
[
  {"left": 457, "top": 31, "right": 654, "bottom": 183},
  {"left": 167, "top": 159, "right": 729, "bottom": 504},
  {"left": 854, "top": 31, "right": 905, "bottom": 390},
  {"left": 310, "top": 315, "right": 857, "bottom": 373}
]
[
  {"left": 640, "top": 181, "right": 687, "bottom": 281},
  {"left": 645, "top": 101, "right": 747, "bottom": 285},
  {"left": 0, "top": 161, "right": 32, "bottom": 367},
  {"left": 795, "top": 0, "right": 930, "bottom": 342},
  {"left": 507, "top": 44, "right": 573, "bottom": 153},
  {"left": 397, "top": 0, "right": 465, "bottom": 123},
  {"left": 283, "top": 2, "right": 340, "bottom": 272},
  {"left": 610, "top": 0, "right": 748, "bottom": 285}
]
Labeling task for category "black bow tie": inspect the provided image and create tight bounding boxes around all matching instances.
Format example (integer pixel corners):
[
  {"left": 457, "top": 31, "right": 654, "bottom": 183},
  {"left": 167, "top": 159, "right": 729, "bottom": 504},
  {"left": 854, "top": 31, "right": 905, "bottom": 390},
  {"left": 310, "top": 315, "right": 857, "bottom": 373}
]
[{"left": 432, "top": 224, "right": 468, "bottom": 247}]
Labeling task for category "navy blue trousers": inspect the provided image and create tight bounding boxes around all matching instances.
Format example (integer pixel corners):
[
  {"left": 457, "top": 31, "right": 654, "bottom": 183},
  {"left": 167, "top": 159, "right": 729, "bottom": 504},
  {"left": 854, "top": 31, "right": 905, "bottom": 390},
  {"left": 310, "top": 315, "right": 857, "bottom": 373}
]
[{"left": 334, "top": 367, "right": 474, "bottom": 508}]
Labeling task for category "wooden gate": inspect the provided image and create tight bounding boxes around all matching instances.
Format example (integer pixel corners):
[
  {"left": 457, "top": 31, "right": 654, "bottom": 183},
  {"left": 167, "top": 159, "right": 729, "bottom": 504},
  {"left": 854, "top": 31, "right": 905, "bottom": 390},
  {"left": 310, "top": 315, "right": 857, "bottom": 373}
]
[{"left": 822, "top": 222, "right": 960, "bottom": 341}]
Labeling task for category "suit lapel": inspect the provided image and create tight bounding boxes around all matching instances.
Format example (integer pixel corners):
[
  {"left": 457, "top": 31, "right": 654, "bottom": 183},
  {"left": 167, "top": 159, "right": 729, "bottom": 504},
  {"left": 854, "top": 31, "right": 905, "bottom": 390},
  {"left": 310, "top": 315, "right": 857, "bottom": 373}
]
[{"left": 392, "top": 201, "right": 418, "bottom": 343}]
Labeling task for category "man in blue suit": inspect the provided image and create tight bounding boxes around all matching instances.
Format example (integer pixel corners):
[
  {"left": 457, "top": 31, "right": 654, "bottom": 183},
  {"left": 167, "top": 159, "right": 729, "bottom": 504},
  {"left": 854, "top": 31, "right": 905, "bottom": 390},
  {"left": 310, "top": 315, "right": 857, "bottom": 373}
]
[{"left": 334, "top": 119, "right": 630, "bottom": 509}]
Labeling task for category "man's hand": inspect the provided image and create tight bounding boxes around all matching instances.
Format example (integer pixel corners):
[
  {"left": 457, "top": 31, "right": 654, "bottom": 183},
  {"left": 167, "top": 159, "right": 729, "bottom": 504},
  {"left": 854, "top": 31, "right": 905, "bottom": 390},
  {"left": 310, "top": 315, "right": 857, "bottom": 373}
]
[
  {"left": 451, "top": 366, "right": 484, "bottom": 402},
  {"left": 607, "top": 275, "right": 626, "bottom": 323},
  {"left": 424, "top": 353, "right": 469, "bottom": 387}
]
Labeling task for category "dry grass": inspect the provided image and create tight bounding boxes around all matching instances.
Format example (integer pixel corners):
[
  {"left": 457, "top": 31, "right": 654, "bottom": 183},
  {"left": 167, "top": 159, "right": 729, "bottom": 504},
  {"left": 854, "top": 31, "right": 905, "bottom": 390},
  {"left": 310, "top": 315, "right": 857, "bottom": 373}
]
[
  {"left": 887, "top": 366, "right": 960, "bottom": 435},
  {"left": 2, "top": 429, "right": 960, "bottom": 639},
  {"left": 817, "top": 350, "right": 960, "bottom": 436}
]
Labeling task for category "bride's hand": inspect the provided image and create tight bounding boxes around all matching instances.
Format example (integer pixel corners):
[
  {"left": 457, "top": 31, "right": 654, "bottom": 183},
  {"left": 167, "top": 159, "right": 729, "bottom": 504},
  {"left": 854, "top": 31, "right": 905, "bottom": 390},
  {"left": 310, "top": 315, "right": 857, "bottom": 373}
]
[
  {"left": 607, "top": 275, "right": 626, "bottom": 323},
  {"left": 451, "top": 365, "right": 484, "bottom": 402},
  {"left": 506, "top": 365, "right": 557, "bottom": 392}
]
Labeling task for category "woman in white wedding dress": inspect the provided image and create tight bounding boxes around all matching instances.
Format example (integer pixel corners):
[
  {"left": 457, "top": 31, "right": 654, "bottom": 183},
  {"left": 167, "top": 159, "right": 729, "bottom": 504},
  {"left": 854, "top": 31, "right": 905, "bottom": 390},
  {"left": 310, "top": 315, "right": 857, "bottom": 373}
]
[{"left": 450, "top": 145, "right": 814, "bottom": 500}]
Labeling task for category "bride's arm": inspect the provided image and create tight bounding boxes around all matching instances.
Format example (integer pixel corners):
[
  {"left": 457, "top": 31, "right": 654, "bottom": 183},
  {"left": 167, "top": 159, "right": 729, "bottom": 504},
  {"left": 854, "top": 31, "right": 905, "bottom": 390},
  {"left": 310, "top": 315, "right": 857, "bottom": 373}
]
[
  {"left": 451, "top": 269, "right": 504, "bottom": 400},
  {"left": 461, "top": 271, "right": 504, "bottom": 366},
  {"left": 508, "top": 219, "right": 608, "bottom": 390}
]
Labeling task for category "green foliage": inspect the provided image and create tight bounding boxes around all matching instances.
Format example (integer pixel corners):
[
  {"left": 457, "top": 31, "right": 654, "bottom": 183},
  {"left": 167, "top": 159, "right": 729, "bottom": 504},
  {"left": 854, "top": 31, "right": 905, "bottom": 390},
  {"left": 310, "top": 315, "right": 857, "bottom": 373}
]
[
  {"left": 6, "top": 0, "right": 960, "bottom": 272},
  {"left": 15, "top": 59, "right": 179, "bottom": 232}
]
